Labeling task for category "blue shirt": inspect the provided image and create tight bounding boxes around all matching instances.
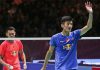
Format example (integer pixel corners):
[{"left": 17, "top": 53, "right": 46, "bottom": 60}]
[{"left": 49, "top": 29, "right": 81, "bottom": 70}]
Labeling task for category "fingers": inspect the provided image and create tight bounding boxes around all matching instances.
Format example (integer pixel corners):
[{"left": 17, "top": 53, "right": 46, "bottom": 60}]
[
  {"left": 7, "top": 64, "right": 13, "bottom": 70},
  {"left": 9, "top": 66, "right": 13, "bottom": 70},
  {"left": 23, "top": 64, "right": 27, "bottom": 69},
  {"left": 85, "top": 1, "right": 92, "bottom": 7}
]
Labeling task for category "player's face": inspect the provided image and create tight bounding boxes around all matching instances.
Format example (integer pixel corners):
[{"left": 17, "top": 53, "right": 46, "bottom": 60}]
[
  {"left": 61, "top": 21, "right": 73, "bottom": 32},
  {"left": 6, "top": 30, "right": 16, "bottom": 38}
]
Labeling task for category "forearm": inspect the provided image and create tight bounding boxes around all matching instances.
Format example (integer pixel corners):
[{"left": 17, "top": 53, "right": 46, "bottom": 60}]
[
  {"left": 23, "top": 53, "right": 26, "bottom": 64},
  {"left": 0, "top": 57, "right": 8, "bottom": 66},
  {"left": 80, "top": 2, "right": 93, "bottom": 35},
  {"left": 43, "top": 51, "right": 53, "bottom": 68},
  {"left": 21, "top": 53, "right": 26, "bottom": 64},
  {"left": 20, "top": 52, "right": 27, "bottom": 69},
  {"left": 87, "top": 12, "right": 93, "bottom": 28},
  {"left": 80, "top": 13, "right": 93, "bottom": 35}
]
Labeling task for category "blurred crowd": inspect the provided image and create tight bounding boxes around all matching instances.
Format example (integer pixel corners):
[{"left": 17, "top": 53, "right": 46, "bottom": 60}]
[{"left": 0, "top": 0, "right": 100, "bottom": 37}]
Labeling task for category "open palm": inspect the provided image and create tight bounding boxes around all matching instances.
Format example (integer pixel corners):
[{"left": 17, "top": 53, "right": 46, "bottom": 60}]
[{"left": 85, "top": 2, "right": 93, "bottom": 13}]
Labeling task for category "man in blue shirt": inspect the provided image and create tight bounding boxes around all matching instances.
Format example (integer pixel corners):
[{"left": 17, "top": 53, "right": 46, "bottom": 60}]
[{"left": 41, "top": 2, "right": 93, "bottom": 70}]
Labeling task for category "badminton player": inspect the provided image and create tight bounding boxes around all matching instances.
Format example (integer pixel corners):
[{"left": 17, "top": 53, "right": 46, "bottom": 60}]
[
  {"left": 0, "top": 26, "right": 27, "bottom": 70},
  {"left": 41, "top": 2, "right": 93, "bottom": 70}
]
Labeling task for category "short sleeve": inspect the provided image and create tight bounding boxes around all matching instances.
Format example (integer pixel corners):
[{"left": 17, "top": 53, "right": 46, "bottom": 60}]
[
  {"left": 0, "top": 41, "right": 6, "bottom": 56},
  {"left": 0, "top": 45, "right": 2, "bottom": 56},
  {"left": 49, "top": 35, "right": 56, "bottom": 48},
  {"left": 16, "top": 40, "right": 23, "bottom": 50},
  {"left": 73, "top": 29, "right": 81, "bottom": 40}
]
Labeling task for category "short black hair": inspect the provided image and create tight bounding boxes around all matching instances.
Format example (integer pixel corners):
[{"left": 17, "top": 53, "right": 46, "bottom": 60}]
[
  {"left": 6, "top": 26, "right": 16, "bottom": 32},
  {"left": 61, "top": 16, "right": 73, "bottom": 24}
]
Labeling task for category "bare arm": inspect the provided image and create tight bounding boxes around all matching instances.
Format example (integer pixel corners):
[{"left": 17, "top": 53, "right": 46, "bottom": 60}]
[
  {"left": 0, "top": 56, "right": 13, "bottom": 69},
  {"left": 41, "top": 46, "right": 54, "bottom": 70},
  {"left": 0, "top": 56, "right": 8, "bottom": 66},
  {"left": 81, "top": 2, "right": 93, "bottom": 35},
  {"left": 19, "top": 49, "right": 27, "bottom": 69},
  {"left": 0, "top": 42, "right": 13, "bottom": 69}
]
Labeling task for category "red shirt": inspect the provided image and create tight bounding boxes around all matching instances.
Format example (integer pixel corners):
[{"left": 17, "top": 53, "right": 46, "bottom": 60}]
[{"left": 0, "top": 40, "right": 23, "bottom": 70}]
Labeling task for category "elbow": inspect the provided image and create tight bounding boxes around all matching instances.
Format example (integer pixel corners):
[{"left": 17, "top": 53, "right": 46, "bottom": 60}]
[
  {"left": 90, "top": 25, "right": 92, "bottom": 29},
  {"left": 87, "top": 24, "right": 92, "bottom": 30},
  {"left": 89, "top": 26, "right": 92, "bottom": 30}
]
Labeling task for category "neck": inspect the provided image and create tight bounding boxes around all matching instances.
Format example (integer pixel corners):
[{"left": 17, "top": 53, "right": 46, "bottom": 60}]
[
  {"left": 61, "top": 30, "right": 70, "bottom": 36},
  {"left": 7, "top": 40, "right": 14, "bottom": 43}
]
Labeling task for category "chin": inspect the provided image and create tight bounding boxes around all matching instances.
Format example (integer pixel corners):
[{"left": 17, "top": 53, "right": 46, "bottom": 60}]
[
  {"left": 65, "top": 30, "right": 70, "bottom": 32},
  {"left": 10, "top": 36, "right": 15, "bottom": 38},
  {"left": 65, "top": 29, "right": 71, "bottom": 32}
]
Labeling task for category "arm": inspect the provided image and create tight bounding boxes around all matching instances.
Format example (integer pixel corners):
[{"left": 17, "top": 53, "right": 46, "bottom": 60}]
[
  {"left": 41, "top": 46, "right": 54, "bottom": 70},
  {"left": 0, "top": 56, "right": 9, "bottom": 67},
  {"left": 0, "top": 54, "right": 13, "bottom": 69},
  {"left": 0, "top": 42, "right": 13, "bottom": 69},
  {"left": 18, "top": 40, "right": 27, "bottom": 69},
  {"left": 19, "top": 49, "right": 27, "bottom": 69},
  {"left": 80, "top": 2, "right": 93, "bottom": 35}
]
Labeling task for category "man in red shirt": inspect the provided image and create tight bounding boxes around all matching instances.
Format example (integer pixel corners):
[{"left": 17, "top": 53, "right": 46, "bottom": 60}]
[{"left": 0, "top": 26, "right": 27, "bottom": 70}]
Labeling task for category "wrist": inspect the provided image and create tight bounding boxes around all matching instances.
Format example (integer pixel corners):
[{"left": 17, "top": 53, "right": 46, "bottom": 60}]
[
  {"left": 23, "top": 63, "right": 27, "bottom": 69},
  {"left": 5, "top": 63, "right": 9, "bottom": 66},
  {"left": 23, "top": 63, "right": 26, "bottom": 66},
  {"left": 43, "top": 65, "right": 47, "bottom": 68},
  {"left": 5, "top": 64, "right": 13, "bottom": 69},
  {"left": 89, "top": 11, "right": 93, "bottom": 14}
]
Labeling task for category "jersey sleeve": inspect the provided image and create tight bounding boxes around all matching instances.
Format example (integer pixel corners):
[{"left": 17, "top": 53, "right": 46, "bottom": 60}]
[
  {"left": 49, "top": 35, "right": 56, "bottom": 48},
  {"left": 0, "top": 41, "right": 6, "bottom": 56},
  {"left": 0, "top": 45, "right": 2, "bottom": 56},
  {"left": 16, "top": 40, "right": 23, "bottom": 50},
  {"left": 73, "top": 29, "right": 81, "bottom": 40}
]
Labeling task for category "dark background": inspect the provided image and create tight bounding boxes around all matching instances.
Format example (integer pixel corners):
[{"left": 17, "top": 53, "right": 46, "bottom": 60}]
[{"left": 0, "top": 0, "right": 100, "bottom": 37}]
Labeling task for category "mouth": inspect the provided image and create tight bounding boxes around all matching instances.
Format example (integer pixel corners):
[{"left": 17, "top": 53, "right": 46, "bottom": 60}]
[
  {"left": 64, "top": 27, "right": 72, "bottom": 31},
  {"left": 68, "top": 27, "right": 71, "bottom": 31}
]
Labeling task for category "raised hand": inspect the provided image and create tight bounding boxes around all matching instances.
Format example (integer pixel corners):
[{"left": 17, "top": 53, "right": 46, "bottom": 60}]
[{"left": 85, "top": 2, "right": 93, "bottom": 13}]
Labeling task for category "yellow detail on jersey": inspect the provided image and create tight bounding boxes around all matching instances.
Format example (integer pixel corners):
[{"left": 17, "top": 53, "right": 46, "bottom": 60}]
[
  {"left": 11, "top": 51, "right": 17, "bottom": 56},
  {"left": 63, "top": 44, "right": 71, "bottom": 50}
]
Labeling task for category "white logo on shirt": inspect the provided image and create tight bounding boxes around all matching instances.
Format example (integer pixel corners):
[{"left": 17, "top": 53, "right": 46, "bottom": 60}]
[{"left": 60, "top": 41, "right": 64, "bottom": 43}]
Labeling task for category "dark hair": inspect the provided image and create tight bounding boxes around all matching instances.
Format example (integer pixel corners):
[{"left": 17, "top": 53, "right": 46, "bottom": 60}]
[
  {"left": 61, "top": 16, "right": 73, "bottom": 24},
  {"left": 6, "top": 26, "right": 16, "bottom": 32}
]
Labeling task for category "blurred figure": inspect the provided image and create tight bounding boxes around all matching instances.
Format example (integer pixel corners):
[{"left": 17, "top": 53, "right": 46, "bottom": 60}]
[{"left": 0, "top": 26, "right": 27, "bottom": 70}]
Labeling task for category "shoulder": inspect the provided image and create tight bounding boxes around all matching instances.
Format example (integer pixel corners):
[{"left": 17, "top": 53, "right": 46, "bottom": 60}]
[
  {"left": 72, "top": 29, "right": 81, "bottom": 33},
  {"left": 0, "top": 41, "right": 7, "bottom": 47},
  {"left": 15, "top": 40, "right": 21, "bottom": 42},
  {"left": 71, "top": 29, "right": 81, "bottom": 35},
  {"left": 51, "top": 33, "right": 61, "bottom": 38},
  {"left": 1, "top": 40, "right": 7, "bottom": 45},
  {"left": 50, "top": 33, "right": 61, "bottom": 41},
  {"left": 71, "top": 29, "right": 81, "bottom": 39},
  {"left": 15, "top": 40, "right": 22, "bottom": 44}
]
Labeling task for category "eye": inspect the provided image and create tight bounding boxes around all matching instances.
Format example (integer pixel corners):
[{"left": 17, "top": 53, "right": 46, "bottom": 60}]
[{"left": 69, "top": 22, "right": 73, "bottom": 25}]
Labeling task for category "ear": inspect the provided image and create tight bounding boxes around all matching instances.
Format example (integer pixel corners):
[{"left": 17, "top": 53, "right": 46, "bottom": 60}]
[
  {"left": 14, "top": 32, "right": 16, "bottom": 36},
  {"left": 61, "top": 24, "right": 64, "bottom": 28},
  {"left": 5, "top": 32, "right": 8, "bottom": 37}
]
